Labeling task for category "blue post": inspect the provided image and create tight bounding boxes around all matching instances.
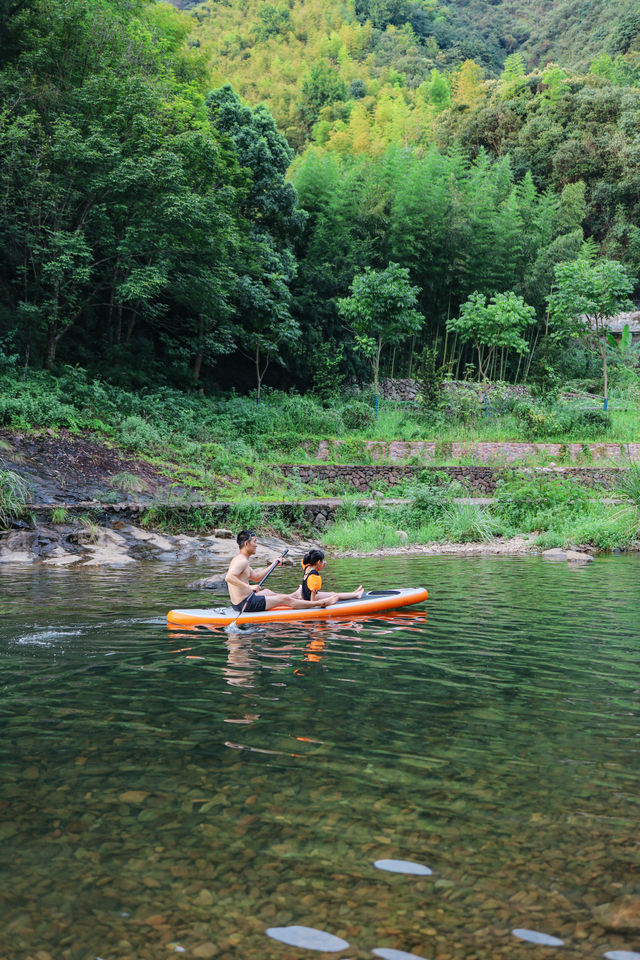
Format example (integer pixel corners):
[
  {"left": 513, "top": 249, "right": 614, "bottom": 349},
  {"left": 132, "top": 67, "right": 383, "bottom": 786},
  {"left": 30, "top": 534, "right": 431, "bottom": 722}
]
[
  {"left": 603, "top": 396, "right": 608, "bottom": 413},
  {"left": 374, "top": 393, "right": 379, "bottom": 417},
  {"left": 484, "top": 393, "right": 489, "bottom": 419}
]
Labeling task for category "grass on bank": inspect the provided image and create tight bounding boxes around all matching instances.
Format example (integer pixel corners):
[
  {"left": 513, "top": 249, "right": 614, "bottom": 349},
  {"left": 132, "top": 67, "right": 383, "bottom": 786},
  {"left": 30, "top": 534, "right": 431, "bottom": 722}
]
[
  {"left": 0, "top": 367, "right": 639, "bottom": 506},
  {"left": 0, "top": 469, "right": 30, "bottom": 528},
  {"left": 323, "top": 473, "right": 640, "bottom": 553}
]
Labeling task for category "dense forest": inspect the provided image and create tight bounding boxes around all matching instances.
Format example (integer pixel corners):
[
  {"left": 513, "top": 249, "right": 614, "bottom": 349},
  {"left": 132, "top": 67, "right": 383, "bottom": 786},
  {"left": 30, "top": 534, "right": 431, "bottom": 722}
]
[{"left": 0, "top": 0, "right": 639, "bottom": 394}]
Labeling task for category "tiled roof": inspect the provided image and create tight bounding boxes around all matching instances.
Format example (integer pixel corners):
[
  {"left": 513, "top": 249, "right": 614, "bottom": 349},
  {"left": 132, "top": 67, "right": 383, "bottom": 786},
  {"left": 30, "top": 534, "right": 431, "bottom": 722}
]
[{"left": 585, "top": 310, "right": 640, "bottom": 334}]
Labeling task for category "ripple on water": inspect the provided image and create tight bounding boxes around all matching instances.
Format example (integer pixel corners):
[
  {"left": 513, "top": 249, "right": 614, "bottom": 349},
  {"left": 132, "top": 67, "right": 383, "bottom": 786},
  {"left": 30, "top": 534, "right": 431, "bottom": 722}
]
[
  {"left": 266, "top": 926, "right": 350, "bottom": 951},
  {"left": 604, "top": 952, "right": 640, "bottom": 960},
  {"left": 12, "top": 628, "right": 85, "bottom": 647}
]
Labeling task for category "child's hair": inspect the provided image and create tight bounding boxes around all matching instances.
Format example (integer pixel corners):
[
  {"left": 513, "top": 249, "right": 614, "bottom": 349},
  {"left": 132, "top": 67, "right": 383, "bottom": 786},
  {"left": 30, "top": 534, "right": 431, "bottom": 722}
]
[
  {"left": 303, "top": 548, "right": 325, "bottom": 567},
  {"left": 237, "top": 530, "right": 256, "bottom": 548}
]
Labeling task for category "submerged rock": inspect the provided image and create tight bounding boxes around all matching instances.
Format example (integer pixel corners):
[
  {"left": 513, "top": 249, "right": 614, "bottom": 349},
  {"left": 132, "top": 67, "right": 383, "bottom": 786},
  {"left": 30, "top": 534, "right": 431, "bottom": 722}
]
[
  {"left": 186, "top": 576, "right": 227, "bottom": 592},
  {"left": 594, "top": 896, "right": 640, "bottom": 931},
  {"left": 542, "top": 548, "right": 593, "bottom": 563}
]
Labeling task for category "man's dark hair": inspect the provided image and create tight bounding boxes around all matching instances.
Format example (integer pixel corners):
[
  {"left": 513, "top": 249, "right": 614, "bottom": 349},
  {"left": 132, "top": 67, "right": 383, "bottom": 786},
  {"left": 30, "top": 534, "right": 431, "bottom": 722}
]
[{"left": 237, "top": 530, "right": 256, "bottom": 548}]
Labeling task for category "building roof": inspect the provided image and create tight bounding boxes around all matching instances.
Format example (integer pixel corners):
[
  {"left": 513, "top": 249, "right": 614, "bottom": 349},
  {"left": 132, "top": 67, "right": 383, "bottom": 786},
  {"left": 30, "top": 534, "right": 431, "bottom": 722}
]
[{"left": 584, "top": 309, "right": 640, "bottom": 334}]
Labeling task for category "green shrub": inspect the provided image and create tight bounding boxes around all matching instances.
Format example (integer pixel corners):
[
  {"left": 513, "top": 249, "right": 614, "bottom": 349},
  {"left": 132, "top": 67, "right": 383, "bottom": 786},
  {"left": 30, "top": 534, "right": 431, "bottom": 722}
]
[
  {"left": 110, "top": 472, "right": 148, "bottom": 494},
  {"left": 341, "top": 400, "right": 375, "bottom": 431},
  {"left": 227, "top": 500, "right": 264, "bottom": 531},
  {"left": 443, "top": 389, "right": 481, "bottom": 424},
  {"left": 118, "top": 415, "right": 162, "bottom": 451},
  {"left": 554, "top": 406, "right": 611, "bottom": 437},
  {"left": 536, "top": 505, "right": 638, "bottom": 551},
  {"left": 513, "top": 403, "right": 560, "bottom": 439},
  {"left": 493, "top": 472, "right": 589, "bottom": 530},
  {"left": 400, "top": 480, "right": 454, "bottom": 525}
]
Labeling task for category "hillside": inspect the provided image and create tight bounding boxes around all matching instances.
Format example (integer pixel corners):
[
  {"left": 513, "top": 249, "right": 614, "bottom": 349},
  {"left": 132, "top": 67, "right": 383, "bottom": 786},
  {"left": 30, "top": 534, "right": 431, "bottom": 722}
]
[
  {"left": 179, "top": 0, "right": 640, "bottom": 149},
  {"left": 449, "top": 0, "right": 640, "bottom": 69}
]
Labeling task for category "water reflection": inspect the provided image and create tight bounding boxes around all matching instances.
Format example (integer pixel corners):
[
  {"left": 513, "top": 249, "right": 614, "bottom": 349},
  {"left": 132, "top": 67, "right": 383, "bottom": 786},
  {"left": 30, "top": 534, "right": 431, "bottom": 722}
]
[{"left": 0, "top": 555, "right": 639, "bottom": 960}]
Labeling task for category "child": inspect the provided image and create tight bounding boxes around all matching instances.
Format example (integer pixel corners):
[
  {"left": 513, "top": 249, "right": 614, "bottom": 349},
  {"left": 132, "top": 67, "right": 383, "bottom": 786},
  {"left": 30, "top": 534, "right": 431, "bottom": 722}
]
[{"left": 300, "top": 548, "right": 364, "bottom": 603}]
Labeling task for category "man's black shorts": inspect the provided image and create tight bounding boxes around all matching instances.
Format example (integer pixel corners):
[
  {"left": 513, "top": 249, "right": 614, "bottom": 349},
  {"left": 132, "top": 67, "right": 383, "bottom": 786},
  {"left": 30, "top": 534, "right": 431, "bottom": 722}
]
[{"left": 232, "top": 593, "right": 267, "bottom": 614}]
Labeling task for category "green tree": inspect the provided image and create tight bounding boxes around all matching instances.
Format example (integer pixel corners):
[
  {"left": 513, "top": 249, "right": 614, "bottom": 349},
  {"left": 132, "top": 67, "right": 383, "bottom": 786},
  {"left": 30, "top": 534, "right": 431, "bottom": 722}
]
[
  {"left": 337, "top": 262, "right": 424, "bottom": 396},
  {"left": 548, "top": 248, "right": 634, "bottom": 405},
  {"left": 447, "top": 291, "right": 536, "bottom": 380},
  {"left": 207, "top": 85, "right": 302, "bottom": 393},
  {"left": 500, "top": 51, "right": 526, "bottom": 98},
  {"left": 298, "top": 60, "right": 348, "bottom": 133}
]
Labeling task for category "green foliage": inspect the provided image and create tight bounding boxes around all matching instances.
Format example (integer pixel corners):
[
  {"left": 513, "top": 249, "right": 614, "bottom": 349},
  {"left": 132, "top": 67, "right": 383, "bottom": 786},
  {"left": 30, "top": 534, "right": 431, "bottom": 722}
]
[
  {"left": 299, "top": 60, "right": 348, "bottom": 133},
  {"left": 448, "top": 291, "right": 536, "bottom": 380},
  {"left": 0, "top": 469, "right": 30, "bottom": 528},
  {"left": 493, "top": 472, "right": 589, "bottom": 531},
  {"left": 548, "top": 249, "right": 635, "bottom": 400},
  {"left": 323, "top": 514, "right": 404, "bottom": 551},
  {"left": 338, "top": 262, "right": 424, "bottom": 393},
  {"left": 535, "top": 504, "right": 639, "bottom": 551},
  {"left": 514, "top": 402, "right": 612, "bottom": 439},
  {"left": 51, "top": 507, "right": 69, "bottom": 524},
  {"left": 341, "top": 400, "right": 375, "bottom": 431},
  {"left": 443, "top": 501, "right": 495, "bottom": 542},
  {"left": 617, "top": 463, "right": 640, "bottom": 506},
  {"left": 418, "top": 345, "right": 445, "bottom": 407},
  {"left": 118, "top": 417, "right": 162, "bottom": 452},
  {"left": 227, "top": 500, "right": 264, "bottom": 531},
  {"left": 110, "top": 472, "right": 149, "bottom": 494}
]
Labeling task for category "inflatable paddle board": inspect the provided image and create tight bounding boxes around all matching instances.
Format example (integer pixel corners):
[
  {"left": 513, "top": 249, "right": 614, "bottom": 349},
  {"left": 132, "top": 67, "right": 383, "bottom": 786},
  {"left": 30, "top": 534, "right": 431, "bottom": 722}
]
[{"left": 167, "top": 587, "right": 428, "bottom": 628}]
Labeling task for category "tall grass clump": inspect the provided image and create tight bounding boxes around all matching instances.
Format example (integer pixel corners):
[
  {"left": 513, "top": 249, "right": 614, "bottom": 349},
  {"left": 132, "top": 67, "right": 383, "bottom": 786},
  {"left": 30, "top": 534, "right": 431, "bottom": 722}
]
[
  {"left": 323, "top": 516, "right": 403, "bottom": 552},
  {"left": 0, "top": 469, "right": 30, "bottom": 528},
  {"left": 617, "top": 462, "right": 640, "bottom": 506},
  {"left": 536, "top": 504, "right": 639, "bottom": 551},
  {"left": 442, "top": 502, "right": 495, "bottom": 542}
]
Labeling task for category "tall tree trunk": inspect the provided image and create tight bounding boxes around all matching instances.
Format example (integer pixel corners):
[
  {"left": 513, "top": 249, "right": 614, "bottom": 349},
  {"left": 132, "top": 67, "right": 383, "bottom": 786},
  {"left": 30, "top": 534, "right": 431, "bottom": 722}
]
[
  {"left": 125, "top": 309, "right": 137, "bottom": 345},
  {"left": 373, "top": 335, "right": 383, "bottom": 396},
  {"left": 193, "top": 317, "right": 204, "bottom": 380},
  {"left": 114, "top": 302, "right": 123, "bottom": 344},
  {"left": 600, "top": 340, "right": 608, "bottom": 405},
  {"left": 46, "top": 325, "right": 58, "bottom": 370}
]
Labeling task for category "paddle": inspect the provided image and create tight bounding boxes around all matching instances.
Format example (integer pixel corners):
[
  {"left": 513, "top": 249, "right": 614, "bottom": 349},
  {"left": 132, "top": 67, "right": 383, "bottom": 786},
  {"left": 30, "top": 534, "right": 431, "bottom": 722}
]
[{"left": 228, "top": 548, "right": 289, "bottom": 630}]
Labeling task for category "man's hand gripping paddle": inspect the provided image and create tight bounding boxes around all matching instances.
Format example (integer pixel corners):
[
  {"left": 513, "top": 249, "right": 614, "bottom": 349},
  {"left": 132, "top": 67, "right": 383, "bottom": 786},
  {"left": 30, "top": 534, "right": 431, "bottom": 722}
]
[{"left": 227, "top": 548, "right": 289, "bottom": 631}]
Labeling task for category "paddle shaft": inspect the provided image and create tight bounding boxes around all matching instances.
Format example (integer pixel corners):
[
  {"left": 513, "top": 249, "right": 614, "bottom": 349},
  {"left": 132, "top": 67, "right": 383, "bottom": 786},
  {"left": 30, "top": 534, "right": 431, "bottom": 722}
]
[{"left": 229, "top": 548, "right": 289, "bottom": 627}]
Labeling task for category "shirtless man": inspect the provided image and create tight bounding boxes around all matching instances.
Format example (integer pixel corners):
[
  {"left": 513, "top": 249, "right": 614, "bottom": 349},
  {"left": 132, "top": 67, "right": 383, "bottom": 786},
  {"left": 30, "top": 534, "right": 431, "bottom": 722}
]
[{"left": 225, "top": 531, "right": 338, "bottom": 614}]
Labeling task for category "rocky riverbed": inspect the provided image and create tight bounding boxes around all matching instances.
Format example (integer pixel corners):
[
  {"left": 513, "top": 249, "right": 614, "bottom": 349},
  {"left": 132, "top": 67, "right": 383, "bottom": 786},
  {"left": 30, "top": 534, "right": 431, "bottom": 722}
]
[
  {"left": 0, "top": 519, "right": 605, "bottom": 568},
  {"left": 0, "top": 521, "right": 295, "bottom": 569}
]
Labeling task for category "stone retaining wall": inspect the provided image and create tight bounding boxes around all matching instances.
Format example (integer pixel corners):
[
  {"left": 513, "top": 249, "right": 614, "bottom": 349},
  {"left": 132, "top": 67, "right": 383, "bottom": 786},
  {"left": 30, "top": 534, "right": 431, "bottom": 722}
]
[
  {"left": 27, "top": 499, "right": 345, "bottom": 528},
  {"left": 313, "top": 439, "right": 640, "bottom": 464},
  {"left": 371, "top": 378, "right": 532, "bottom": 403},
  {"left": 281, "top": 463, "right": 623, "bottom": 493}
]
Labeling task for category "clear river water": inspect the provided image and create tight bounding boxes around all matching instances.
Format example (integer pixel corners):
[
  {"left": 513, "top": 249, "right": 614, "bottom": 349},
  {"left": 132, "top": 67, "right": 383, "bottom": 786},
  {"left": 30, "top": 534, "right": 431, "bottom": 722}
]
[{"left": 1, "top": 554, "right": 639, "bottom": 960}]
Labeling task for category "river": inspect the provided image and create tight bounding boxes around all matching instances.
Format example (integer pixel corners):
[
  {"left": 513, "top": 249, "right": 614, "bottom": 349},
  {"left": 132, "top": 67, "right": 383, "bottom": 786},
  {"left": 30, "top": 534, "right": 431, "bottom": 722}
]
[{"left": 1, "top": 555, "right": 639, "bottom": 960}]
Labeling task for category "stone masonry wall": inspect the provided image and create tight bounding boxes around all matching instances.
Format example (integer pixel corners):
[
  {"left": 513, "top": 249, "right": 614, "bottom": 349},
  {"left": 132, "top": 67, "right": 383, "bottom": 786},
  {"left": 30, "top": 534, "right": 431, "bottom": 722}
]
[
  {"left": 312, "top": 439, "right": 640, "bottom": 464},
  {"left": 280, "top": 463, "right": 623, "bottom": 493}
]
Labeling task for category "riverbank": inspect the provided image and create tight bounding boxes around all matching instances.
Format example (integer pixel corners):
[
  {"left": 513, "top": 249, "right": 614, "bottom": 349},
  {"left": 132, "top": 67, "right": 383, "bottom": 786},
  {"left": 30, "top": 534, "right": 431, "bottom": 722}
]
[
  {"left": 2, "top": 407, "right": 640, "bottom": 562},
  {"left": 2, "top": 514, "right": 628, "bottom": 569}
]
